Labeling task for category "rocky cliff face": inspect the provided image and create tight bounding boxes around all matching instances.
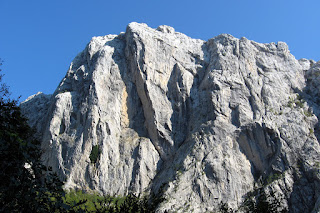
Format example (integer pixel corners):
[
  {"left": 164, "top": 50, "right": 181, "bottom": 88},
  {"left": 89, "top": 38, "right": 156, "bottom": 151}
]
[{"left": 21, "top": 23, "right": 320, "bottom": 212}]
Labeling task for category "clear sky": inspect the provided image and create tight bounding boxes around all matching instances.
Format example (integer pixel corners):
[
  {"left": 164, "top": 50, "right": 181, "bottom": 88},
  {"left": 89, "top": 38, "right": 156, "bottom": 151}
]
[{"left": 0, "top": 0, "right": 319, "bottom": 101}]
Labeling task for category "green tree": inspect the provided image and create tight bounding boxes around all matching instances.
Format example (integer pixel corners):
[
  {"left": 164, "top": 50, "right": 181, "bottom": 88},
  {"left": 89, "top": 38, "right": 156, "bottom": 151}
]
[
  {"left": 0, "top": 59, "right": 68, "bottom": 212},
  {"left": 89, "top": 145, "right": 101, "bottom": 164},
  {"left": 241, "top": 187, "right": 288, "bottom": 213},
  {"left": 0, "top": 59, "right": 9, "bottom": 99}
]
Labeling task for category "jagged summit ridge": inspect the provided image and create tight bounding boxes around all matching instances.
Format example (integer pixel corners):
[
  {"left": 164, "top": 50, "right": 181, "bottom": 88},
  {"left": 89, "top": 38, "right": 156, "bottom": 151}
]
[{"left": 21, "top": 22, "right": 320, "bottom": 212}]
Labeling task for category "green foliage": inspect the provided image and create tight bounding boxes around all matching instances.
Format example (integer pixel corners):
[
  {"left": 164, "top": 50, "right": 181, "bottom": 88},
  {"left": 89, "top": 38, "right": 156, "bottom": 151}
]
[
  {"left": 286, "top": 93, "right": 316, "bottom": 119},
  {"left": 63, "top": 190, "right": 159, "bottom": 213},
  {"left": 0, "top": 59, "right": 9, "bottom": 99},
  {"left": 64, "top": 190, "right": 104, "bottom": 212},
  {"left": 309, "top": 128, "right": 314, "bottom": 135},
  {"left": 295, "top": 100, "right": 304, "bottom": 108},
  {"left": 265, "top": 172, "right": 285, "bottom": 186},
  {"left": 287, "top": 97, "right": 294, "bottom": 108},
  {"left": 240, "top": 188, "right": 288, "bottom": 213},
  {"left": 90, "top": 145, "right": 101, "bottom": 164},
  {"left": 0, "top": 61, "right": 70, "bottom": 212},
  {"left": 295, "top": 94, "right": 305, "bottom": 108},
  {"left": 304, "top": 110, "right": 313, "bottom": 117},
  {"left": 218, "top": 201, "right": 233, "bottom": 213}
]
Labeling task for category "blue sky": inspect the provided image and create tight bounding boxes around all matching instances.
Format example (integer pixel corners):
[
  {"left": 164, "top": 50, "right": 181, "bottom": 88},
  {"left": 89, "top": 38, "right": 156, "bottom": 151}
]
[{"left": 0, "top": 0, "right": 319, "bottom": 101}]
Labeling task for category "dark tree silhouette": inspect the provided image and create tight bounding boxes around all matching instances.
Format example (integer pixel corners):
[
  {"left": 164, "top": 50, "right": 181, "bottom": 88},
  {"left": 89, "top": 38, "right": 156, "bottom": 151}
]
[{"left": 0, "top": 59, "right": 68, "bottom": 212}]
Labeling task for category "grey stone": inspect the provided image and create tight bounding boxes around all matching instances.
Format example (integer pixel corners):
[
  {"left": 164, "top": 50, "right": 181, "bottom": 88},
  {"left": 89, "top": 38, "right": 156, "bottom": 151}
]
[{"left": 21, "top": 22, "right": 320, "bottom": 212}]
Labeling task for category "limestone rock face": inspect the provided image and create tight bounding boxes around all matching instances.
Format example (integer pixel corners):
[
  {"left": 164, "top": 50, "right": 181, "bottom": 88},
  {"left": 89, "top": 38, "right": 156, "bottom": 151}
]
[{"left": 21, "top": 23, "right": 320, "bottom": 212}]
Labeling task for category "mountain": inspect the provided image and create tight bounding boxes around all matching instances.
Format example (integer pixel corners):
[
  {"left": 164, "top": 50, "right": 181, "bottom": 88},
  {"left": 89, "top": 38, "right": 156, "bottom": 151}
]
[{"left": 21, "top": 22, "right": 320, "bottom": 212}]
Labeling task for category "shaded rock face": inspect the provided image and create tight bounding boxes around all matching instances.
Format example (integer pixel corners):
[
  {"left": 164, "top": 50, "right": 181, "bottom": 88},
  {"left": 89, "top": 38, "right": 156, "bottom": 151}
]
[{"left": 21, "top": 23, "right": 320, "bottom": 212}]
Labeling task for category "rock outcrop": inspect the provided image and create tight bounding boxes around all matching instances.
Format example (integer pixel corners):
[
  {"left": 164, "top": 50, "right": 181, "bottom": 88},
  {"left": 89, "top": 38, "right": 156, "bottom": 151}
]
[{"left": 21, "top": 22, "right": 320, "bottom": 212}]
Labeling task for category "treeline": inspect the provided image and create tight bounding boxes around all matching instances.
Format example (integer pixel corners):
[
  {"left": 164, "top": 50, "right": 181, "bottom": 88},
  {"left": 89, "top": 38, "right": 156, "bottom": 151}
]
[{"left": 63, "top": 190, "right": 158, "bottom": 213}]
